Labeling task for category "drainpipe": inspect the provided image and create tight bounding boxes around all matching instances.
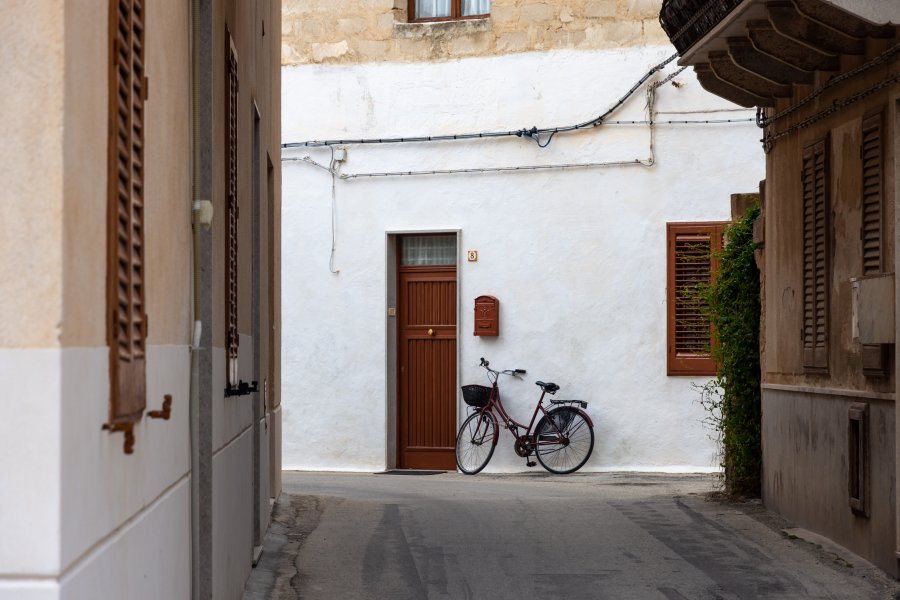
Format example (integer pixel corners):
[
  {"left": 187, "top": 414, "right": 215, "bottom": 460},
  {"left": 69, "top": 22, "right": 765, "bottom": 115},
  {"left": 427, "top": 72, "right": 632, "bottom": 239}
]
[
  {"left": 189, "top": 0, "right": 206, "bottom": 597},
  {"left": 894, "top": 98, "right": 900, "bottom": 574}
]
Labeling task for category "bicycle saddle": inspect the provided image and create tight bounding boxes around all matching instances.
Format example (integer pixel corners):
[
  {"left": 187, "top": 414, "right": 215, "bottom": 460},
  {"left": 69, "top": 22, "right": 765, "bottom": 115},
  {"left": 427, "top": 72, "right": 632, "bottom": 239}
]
[{"left": 535, "top": 381, "right": 559, "bottom": 394}]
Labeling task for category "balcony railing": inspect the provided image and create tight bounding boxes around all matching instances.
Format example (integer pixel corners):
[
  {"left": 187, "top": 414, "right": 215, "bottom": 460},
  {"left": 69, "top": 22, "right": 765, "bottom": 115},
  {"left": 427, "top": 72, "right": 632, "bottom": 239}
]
[{"left": 659, "top": 0, "right": 743, "bottom": 54}]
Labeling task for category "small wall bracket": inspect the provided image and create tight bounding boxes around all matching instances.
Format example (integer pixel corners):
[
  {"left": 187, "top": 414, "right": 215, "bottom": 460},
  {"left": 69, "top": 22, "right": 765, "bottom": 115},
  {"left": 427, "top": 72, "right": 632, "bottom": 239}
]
[
  {"left": 148, "top": 394, "right": 173, "bottom": 420},
  {"left": 225, "top": 380, "right": 259, "bottom": 398},
  {"left": 102, "top": 422, "right": 135, "bottom": 455}
]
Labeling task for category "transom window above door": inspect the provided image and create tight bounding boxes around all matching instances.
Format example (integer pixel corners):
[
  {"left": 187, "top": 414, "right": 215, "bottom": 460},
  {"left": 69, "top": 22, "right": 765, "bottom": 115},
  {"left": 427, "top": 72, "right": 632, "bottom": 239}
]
[
  {"left": 410, "top": 0, "right": 490, "bottom": 22},
  {"left": 401, "top": 235, "right": 457, "bottom": 266}
]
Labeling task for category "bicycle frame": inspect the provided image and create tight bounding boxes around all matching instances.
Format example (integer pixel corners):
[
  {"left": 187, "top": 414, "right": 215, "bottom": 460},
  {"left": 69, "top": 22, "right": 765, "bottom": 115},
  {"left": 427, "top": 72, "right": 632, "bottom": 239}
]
[{"left": 472, "top": 368, "right": 568, "bottom": 450}]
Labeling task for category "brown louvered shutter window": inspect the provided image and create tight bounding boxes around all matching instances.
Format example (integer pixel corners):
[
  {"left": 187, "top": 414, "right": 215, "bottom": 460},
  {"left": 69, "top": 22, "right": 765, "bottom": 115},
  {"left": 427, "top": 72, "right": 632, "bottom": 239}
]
[
  {"left": 107, "top": 0, "right": 147, "bottom": 422},
  {"left": 667, "top": 222, "right": 724, "bottom": 376},
  {"left": 860, "top": 110, "right": 888, "bottom": 375},
  {"left": 801, "top": 137, "right": 830, "bottom": 372},
  {"left": 226, "top": 34, "right": 239, "bottom": 387},
  {"left": 861, "top": 112, "right": 883, "bottom": 275}
]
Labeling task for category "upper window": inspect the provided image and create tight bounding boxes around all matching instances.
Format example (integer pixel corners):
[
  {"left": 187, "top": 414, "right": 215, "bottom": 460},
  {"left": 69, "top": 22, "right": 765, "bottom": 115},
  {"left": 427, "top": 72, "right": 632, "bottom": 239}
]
[
  {"left": 666, "top": 222, "right": 725, "bottom": 376},
  {"left": 401, "top": 235, "right": 457, "bottom": 266},
  {"left": 409, "top": 0, "right": 490, "bottom": 22},
  {"left": 107, "top": 0, "right": 148, "bottom": 424}
]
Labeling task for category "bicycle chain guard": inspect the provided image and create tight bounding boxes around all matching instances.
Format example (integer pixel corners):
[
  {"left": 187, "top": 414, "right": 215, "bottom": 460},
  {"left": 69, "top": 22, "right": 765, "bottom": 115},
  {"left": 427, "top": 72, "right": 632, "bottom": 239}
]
[{"left": 514, "top": 437, "right": 533, "bottom": 458}]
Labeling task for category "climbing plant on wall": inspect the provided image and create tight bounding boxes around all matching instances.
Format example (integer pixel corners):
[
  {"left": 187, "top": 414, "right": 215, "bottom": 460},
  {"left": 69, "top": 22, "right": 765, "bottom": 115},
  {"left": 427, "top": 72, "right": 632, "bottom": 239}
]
[{"left": 701, "top": 205, "right": 761, "bottom": 496}]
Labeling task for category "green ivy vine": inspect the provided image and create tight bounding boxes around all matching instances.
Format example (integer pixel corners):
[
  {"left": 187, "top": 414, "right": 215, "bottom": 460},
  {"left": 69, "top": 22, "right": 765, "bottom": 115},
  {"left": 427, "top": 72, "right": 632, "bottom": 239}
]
[{"left": 700, "top": 205, "right": 761, "bottom": 496}]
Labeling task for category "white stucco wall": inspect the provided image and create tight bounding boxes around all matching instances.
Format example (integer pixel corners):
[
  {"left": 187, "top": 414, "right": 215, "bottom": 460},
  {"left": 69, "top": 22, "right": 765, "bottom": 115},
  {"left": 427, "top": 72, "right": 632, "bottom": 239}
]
[
  {"left": 0, "top": 346, "right": 192, "bottom": 599},
  {"left": 281, "top": 46, "right": 765, "bottom": 473},
  {"left": 822, "top": 0, "right": 900, "bottom": 24}
]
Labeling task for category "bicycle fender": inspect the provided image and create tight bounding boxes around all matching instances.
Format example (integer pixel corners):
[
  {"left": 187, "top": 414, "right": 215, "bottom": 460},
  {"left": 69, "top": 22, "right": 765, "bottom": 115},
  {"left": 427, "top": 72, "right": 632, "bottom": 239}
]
[
  {"left": 566, "top": 407, "right": 593, "bottom": 428},
  {"left": 579, "top": 409, "right": 593, "bottom": 428}
]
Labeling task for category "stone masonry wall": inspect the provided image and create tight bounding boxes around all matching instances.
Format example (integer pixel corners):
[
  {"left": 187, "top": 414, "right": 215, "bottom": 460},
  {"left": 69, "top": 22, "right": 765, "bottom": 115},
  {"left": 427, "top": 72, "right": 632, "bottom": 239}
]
[{"left": 282, "top": 0, "right": 668, "bottom": 65}]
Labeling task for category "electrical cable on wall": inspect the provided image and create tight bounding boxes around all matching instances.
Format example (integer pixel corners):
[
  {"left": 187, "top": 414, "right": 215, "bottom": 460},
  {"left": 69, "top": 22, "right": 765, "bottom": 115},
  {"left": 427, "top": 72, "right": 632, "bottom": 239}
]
[
  {"left": 283, "top": 71, "right": 755, "bottom": 180},
  {"left": 300, "top": 149, "right": 341, "bottom": 273},
  {"left": 292, "top": 83, "right": 668, "bottom": 179},
  {"left": 282, "top": 54, "right": 755, "bottom": 180},
  {"left": 328, "top": 146, "right": 339, "bottom": 274},
  {"left": 282, "top": 53, "right": 682, "bottom": 150}
]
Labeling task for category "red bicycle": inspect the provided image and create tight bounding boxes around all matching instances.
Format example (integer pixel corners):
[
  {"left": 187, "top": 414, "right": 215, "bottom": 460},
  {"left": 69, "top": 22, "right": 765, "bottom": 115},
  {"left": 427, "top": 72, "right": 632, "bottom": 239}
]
[{"left": 455, "top": 357, "right": 594, "bottom": 475}]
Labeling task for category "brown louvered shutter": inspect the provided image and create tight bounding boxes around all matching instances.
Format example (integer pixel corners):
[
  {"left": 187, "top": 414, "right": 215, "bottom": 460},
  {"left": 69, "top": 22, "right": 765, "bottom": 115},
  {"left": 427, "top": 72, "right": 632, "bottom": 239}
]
[
  {"left": 107, "top": 0, "right": 147, "bottom": 422},
  {"left": 667, "top": 223, "right": 724, "bottom": 376},
  {"left": 860, "top": 111, "right": 888, "bottom": 375},
  {"left": 226, "top": 35, "right": 239, "bottom": 387},
  {"left": 801, "top": 137, "right": 829, "bottom": 371},
  {"left": 861, "top": 113, "right": 883, "bottom": 275}
]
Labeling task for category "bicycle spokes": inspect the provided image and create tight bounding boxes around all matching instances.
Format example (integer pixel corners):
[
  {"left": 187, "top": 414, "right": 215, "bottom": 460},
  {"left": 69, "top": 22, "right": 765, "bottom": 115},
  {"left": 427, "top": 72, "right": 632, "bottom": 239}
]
[
  {"left": 534, "top": 407, "right": 594, "bottom": 474},
  {"left": 456, "top": 412, "right": 497, "bottom": 475}
]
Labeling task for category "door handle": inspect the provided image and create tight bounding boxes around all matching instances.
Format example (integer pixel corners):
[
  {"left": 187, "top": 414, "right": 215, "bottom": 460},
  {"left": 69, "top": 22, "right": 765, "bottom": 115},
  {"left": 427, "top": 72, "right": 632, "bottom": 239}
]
[{"left": 427, "top": 328, "right": 435, "bottom": 336}]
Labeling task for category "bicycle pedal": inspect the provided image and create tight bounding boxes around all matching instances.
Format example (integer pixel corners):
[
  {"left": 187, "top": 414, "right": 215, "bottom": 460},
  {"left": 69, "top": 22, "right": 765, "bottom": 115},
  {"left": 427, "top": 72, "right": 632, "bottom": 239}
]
[{"left": 526, "top": 461, "right": 537, "bottom": 468}]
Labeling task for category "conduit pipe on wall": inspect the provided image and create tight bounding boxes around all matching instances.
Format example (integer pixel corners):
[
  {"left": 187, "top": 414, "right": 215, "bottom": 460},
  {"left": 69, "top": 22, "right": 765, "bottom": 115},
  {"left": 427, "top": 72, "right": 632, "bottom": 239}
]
[{"left": 189, "top": 0, "right": 202, "bottom": 597}]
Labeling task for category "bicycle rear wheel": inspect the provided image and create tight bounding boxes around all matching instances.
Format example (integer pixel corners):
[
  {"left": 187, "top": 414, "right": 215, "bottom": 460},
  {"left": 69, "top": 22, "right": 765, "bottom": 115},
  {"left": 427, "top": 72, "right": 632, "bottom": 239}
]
[
  {"left": 534, "top": 407, "right": 594, "bottom": 474},
  {"left": 456, "top": 411, "right": 498, "bottom": 474}
]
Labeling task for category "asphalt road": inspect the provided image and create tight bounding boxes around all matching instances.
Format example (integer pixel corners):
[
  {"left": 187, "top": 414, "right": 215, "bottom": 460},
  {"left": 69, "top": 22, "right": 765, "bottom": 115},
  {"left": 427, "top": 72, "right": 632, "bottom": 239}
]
[{"left": 243, "top": 471, "right": 900, "bottom": 600}]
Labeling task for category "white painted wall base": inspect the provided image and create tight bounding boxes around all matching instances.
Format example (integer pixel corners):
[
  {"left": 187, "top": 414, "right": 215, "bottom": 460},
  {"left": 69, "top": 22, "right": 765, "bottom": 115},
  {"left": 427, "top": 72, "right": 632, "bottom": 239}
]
[
  {"left": 268, "top": 404, "right": 283, "bottom": 498},
  {"left": 259, "top": 413, "right": 271, "bottom": 539},
  {"left": 0, "top": 346, "right": 191, "bottom": 598},
  {"left": 0, "top": 349, "right": 62, "bottom": 575},
  {"left": 60, "top": 478, "right": 191, "bottom": 600},
  {"left": 212, "top": 428, "right": 254, "bottom": 600},
  {"left": 0, "top": 583, "right": 58, "bottom": 600}
]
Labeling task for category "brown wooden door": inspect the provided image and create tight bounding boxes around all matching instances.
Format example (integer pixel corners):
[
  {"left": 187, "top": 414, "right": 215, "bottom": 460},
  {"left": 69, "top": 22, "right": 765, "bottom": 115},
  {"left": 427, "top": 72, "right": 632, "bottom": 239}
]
[{"left": 398, "top": 265, "right": 457, "bottom": 469}]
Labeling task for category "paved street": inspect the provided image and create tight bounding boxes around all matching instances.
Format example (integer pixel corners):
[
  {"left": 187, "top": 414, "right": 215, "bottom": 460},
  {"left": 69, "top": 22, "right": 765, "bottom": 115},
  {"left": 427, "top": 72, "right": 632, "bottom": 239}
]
[{"left": 243, "top": 471, "right": 900, "bottom": 599}]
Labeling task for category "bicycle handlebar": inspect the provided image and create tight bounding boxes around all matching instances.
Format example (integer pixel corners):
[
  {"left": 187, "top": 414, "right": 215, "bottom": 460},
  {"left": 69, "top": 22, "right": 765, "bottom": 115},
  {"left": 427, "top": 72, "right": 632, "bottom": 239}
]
[{"left": 479, "top": 357, "right": 526, "bottom": 377}]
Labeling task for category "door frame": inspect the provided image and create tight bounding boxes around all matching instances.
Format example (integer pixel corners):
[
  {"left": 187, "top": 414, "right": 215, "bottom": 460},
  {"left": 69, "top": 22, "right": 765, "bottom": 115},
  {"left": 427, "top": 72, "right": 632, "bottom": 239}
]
[{"left": 385, "top": 230, "right": 462, "bottom": 470}]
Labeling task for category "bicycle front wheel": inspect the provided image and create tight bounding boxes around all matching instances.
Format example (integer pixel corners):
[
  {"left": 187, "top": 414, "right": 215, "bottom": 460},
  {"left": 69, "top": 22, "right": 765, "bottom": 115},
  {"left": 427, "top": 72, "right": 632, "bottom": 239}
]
[
  {"left": 534, "top": 407, "right": 594, "bottom": 474},
  {"left": 455, "top": 411, "right": 498, "bottom": 475}
]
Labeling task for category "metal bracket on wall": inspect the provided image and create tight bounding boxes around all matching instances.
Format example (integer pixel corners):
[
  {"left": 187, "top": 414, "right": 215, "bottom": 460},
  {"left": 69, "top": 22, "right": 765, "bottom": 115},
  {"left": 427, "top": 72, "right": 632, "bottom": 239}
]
[
  {"left": 225, "top": 380, "right": 259, "bottom": 398},
  {"left": 102, "top": 421, "right": 135, "bottom": 455},
  {"left": 148, "top": 394, "right": 173, "bottom": 420}
]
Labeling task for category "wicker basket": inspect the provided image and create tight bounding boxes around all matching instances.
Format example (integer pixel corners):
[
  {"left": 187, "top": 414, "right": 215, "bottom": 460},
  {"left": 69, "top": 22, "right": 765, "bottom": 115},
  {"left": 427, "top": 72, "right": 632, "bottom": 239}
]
[{"left": 461, "top": 384, "right": 491, "bottom": 407}]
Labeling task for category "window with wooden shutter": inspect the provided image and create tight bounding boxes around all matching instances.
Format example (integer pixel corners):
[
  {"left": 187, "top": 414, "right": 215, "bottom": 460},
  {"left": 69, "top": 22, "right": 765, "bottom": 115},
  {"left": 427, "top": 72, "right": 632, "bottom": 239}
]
[
  {"left": 667, "top": 222, "right": 725, "bottom": 376},
  {"left": 860, "top": 110, "right": 889, "bottom": 375},
  {"left": 226, "top": 33, "right": 239, "bottom": 387},
  {"left": 107, "top": 0, "right": 147, "bottom": 423},
  {"left": 802, "top": 136, "right": 830, "bottom": 372}
]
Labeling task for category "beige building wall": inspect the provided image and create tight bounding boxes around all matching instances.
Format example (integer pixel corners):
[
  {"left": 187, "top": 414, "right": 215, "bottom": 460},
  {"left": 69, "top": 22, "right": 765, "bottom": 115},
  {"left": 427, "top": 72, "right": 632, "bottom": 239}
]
[
  {"left": 0, "top": 0, "right": 281, "bottom": 597},
  {"left": 282, "top": 0, "right": 669, "bottom": 65},
  {"left": 0, "top": 2, "right": 65, "bottom": 349},
  {"left": 61, "top": 2, "right": 193, "bottom": 350}
]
